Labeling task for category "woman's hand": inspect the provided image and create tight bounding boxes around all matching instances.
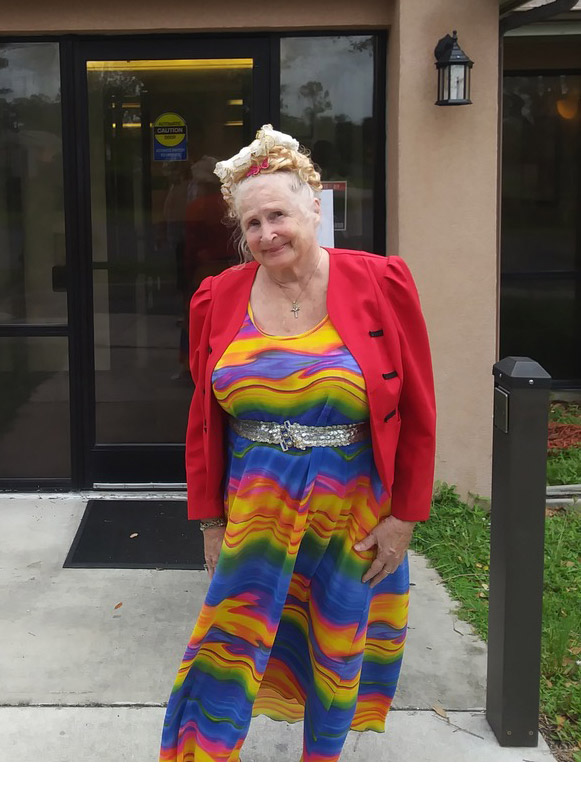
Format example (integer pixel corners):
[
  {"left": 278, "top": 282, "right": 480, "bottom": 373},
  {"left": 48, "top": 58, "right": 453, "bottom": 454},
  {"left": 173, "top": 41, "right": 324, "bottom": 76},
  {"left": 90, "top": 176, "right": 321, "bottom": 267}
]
[
  {"left": 353, "top": 515, "right": 416, "bottom": 588},
  {"left": 203, "top": 526, "right": 226, "bottom": 580}
]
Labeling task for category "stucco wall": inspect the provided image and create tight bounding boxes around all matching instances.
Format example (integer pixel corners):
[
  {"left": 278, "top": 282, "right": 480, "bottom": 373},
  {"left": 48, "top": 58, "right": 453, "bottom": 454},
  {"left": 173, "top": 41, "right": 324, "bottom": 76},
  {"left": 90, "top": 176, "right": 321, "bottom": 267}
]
[
  {"left": 1, "top": 0, "right": 501, "bottom": 503},
  {"left": 0, "top": 0, "right": 391, "bottom": 33},
  {"left": 388, "top": 0, "right": 499, "bottom": 501}
]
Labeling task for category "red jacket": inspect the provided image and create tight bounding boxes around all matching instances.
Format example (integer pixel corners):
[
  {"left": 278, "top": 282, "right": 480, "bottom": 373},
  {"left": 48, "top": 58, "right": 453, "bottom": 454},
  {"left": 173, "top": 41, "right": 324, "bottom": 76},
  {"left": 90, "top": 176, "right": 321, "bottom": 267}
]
[{"left": 185, "top": 248, "right": 436, "bottom": 522}]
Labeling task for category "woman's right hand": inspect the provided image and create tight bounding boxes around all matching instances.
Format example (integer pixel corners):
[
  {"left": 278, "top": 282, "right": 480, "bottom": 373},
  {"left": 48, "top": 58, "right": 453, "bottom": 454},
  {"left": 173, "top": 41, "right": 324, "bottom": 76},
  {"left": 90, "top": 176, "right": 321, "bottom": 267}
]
[{"left": 203, "top": 526, "right": 226, "bottom": 580}]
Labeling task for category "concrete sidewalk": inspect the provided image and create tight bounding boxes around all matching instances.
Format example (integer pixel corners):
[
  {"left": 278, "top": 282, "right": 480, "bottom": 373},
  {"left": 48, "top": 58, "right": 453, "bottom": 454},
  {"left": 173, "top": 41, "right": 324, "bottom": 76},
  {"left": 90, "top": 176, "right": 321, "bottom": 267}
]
[{"left": 0, "top": 495, "right": 555, "bottom": 762}]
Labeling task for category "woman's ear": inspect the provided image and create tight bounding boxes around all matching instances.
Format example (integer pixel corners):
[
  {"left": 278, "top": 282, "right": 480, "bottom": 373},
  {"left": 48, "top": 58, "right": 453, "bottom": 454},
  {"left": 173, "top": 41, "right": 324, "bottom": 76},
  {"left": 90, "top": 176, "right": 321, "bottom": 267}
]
[{"left": 313, "top": 197, "right": 321, "bottom": 226}]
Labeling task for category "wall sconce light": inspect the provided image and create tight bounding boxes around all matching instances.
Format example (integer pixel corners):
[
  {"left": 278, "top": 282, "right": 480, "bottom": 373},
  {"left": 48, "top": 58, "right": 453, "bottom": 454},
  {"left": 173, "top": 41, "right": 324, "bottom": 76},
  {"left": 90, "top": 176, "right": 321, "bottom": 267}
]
[{"left": 435, "top": 31, "right": 473, "bottom": 106}]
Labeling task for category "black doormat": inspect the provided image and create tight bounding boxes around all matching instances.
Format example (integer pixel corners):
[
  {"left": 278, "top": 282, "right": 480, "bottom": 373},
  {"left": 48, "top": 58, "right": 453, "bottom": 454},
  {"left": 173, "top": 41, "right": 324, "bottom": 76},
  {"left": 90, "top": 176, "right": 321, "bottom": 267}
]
[{"left": 63, "top": 500, "right": 204, "bottom": 569}]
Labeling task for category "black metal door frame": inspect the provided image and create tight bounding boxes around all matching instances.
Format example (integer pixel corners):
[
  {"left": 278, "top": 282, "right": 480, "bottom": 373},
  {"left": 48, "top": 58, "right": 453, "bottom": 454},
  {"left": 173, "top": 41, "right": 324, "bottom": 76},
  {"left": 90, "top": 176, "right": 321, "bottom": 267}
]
[{"left": 62, "top": 35, "right": 273, "bottom": 488}]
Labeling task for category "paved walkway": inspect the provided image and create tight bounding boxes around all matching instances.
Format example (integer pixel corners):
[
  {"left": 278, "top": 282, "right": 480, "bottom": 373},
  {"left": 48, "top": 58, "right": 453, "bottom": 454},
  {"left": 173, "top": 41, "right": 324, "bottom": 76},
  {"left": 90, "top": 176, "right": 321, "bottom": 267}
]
[{"left": 0, "top": 495, "right": 555, "bottom": 762}]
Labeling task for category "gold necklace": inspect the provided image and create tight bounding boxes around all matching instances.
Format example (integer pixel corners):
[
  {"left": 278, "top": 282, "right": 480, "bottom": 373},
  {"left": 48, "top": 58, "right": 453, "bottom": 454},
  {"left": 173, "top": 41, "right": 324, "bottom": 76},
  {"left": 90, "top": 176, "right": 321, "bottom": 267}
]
[{"left": 268, "top": 249, "right": 323, "bottom": 319}]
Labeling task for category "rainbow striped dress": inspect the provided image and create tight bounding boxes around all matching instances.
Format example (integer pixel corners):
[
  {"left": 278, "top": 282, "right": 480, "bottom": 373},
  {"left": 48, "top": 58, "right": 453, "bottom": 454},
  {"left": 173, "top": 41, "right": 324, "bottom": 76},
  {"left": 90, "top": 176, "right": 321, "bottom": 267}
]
[{"left": 159, "top": 304, "right": 409, "bottom": 762}]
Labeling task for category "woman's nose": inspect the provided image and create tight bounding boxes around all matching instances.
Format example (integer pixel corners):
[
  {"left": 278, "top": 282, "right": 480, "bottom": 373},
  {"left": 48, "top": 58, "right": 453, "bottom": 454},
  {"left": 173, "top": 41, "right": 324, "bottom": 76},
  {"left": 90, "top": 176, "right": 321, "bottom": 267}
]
[{"left": 260, "top": 223, "right": 277, "bottom": 242}]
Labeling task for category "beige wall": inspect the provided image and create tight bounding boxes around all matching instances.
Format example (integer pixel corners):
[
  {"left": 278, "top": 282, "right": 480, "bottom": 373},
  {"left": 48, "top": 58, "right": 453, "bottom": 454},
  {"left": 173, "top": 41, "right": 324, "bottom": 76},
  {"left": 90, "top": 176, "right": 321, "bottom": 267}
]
[
  {"left": 388, "top": 0, "right": 499, "bottom": 500},
  {"left": 2, "top": 0, "right": 501, "bottom": 503},
  {"left": 0, "top": 0, "right": 391, "bottom": 33}
]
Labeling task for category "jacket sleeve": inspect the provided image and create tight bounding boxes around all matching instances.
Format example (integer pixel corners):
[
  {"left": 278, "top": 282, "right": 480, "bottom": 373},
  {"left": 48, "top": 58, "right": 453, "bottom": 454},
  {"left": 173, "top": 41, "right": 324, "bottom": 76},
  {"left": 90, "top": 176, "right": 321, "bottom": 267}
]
[
  {"left": 185, "top": 276, "right": 219, "bottom": 519},
  {"left": 188, "top": 276, "right": 212, "bottom": 385},
  {"left": 384, "top": 256, "right": 436, "bottom": 522}
]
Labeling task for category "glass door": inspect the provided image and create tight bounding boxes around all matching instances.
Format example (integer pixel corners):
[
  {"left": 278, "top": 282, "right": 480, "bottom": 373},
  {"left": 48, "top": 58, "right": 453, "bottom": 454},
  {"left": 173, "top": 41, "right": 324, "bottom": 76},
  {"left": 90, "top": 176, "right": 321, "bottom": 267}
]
[
  {"left": 76, "top": 39, "right": 270, "bottom": 485},
  {"left": 501, "top": 72, "right": 581, "bottom": 386}
]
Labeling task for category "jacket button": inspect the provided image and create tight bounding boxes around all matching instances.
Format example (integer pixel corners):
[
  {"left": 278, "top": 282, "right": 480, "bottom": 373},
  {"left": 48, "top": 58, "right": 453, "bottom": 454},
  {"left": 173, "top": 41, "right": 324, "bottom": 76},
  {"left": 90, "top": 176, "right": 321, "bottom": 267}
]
[
  {"left": 208, "top": 346, "right": 212, "bottom": 354},
  {"left": 382, "top": 371, "right": 398, "bottom": 380},
  {"left": 369, "top": 329, "right": 384, "bottom": 337},
  {"left": 384, "top": 409, "right": 396, "bottom": 422}
]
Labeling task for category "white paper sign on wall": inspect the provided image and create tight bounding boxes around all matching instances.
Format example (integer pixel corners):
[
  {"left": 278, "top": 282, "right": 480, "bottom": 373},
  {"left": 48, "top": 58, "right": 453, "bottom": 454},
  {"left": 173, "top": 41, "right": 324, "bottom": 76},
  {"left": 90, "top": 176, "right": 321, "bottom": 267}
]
[{"left": 317, "top": 188, "right": 335, "bottom": 248}]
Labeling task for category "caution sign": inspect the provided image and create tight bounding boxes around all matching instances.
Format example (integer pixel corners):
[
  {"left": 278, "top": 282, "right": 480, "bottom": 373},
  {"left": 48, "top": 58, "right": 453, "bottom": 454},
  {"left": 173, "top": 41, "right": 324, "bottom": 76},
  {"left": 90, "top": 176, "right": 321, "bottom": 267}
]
[{"left": 153, "top": 112, "right": 187, "bottom": 161}]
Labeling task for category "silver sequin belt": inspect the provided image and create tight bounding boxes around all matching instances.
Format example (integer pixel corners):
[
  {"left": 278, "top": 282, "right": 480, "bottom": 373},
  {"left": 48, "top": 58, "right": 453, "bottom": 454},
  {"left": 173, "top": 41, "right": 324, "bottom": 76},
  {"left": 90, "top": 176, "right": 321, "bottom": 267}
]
[{"left": 228, "top": 416, "right": 370, "bottom": 452}]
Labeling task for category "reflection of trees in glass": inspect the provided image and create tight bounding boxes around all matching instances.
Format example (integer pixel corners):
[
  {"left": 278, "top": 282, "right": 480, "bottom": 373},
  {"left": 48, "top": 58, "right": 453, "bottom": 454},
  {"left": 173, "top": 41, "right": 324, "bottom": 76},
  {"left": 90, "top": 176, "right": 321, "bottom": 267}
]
[
  {"left": 503, "top": 75, "right": 581, "bottom": 212},
  {"left": 280, "top": 37, "right": 375, "bottom": 186},
  {"left": 501, "top": 74, "right": 581, "bottom": 281},
  {"left": 279, "top": 35, "right": 378, "bottom": 251},
  {"left": 280, "top": 35, "right": 374, "bottom": 155},
  {"left": 280, "top": 82, "right": 289, "bottom": 116},
  {"left": 299, "top": 80, "right": 331, "bottom": 137},
  {"left": 280, "top": 36, "right": 372, "bottom": 121},
  {"left": 91, "top": 69, "right": 145, "bottom": 98},
  {"left": 4, "top": 95, "right": 61, "bottom": 135},
  {"left": 0, "top": 50, "right": 62, "bottom": 140},
  {"left": 347, "top": 38, "right": 373, "bottom": 55},
  {"left": 0, "top": 45, "right": 66, "bottom": 326}
]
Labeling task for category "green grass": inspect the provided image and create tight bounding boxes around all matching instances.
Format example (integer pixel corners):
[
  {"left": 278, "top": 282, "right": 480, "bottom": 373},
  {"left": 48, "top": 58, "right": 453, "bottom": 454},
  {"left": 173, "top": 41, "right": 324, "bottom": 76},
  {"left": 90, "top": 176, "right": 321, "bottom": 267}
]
[
  {"left": 547, "top": 402, "right": 581, "bottom": 487},
  {"left": 412, "top": 484, "right": 581, "bottom": 761},
  {"left": 549, "top": 402, "right": 581, "bottom": 426},
  {"left": 547, "top": 448, "right": 581, "bottom": 486}
]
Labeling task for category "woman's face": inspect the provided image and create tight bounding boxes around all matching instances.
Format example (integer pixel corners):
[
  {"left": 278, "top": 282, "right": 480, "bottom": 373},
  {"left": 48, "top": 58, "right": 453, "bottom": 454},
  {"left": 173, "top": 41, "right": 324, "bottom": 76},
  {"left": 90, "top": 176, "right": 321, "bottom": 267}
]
[{"left": 237, "top": 173, "right": 320, "bottom": 271}]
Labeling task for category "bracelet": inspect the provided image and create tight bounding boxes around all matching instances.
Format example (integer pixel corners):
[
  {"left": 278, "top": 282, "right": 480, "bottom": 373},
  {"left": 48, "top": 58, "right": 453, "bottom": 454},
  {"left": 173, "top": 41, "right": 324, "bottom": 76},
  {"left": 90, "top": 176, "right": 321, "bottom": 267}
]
[{"left": 199, "top": 516, "right": 227, "bottom": 531}]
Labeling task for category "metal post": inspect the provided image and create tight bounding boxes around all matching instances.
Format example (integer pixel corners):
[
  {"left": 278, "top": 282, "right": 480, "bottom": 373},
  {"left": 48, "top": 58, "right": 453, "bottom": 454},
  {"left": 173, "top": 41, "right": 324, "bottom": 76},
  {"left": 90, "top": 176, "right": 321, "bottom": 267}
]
[{"left": 486, "top": 357, "right": 551, "bottom": 746}]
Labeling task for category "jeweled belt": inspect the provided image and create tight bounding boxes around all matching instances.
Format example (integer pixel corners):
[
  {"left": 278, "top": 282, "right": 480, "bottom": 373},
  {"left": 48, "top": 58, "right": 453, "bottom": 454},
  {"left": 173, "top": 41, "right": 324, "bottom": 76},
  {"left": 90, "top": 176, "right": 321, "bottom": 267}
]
[{"left": 228, "top": 416, "right": 370, "bottom": 452}]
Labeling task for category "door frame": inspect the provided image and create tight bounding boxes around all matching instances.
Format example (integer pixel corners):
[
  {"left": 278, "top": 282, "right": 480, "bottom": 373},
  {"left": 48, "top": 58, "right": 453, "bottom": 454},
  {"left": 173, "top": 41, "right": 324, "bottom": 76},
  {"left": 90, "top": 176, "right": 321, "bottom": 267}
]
[
  {"left": 0, "top": 30, "right": 387, "bottom": 492},
  {"left": 61, "top": 35, "right": 273, "bottom": 488}
]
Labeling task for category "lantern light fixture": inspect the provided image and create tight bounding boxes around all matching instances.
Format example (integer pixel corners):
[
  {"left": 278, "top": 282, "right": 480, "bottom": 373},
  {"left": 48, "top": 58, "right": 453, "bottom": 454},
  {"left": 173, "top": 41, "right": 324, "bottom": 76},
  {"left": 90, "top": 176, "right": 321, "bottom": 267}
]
[{"left": 435, "top": 30, "right": 473, "bottom": 106}]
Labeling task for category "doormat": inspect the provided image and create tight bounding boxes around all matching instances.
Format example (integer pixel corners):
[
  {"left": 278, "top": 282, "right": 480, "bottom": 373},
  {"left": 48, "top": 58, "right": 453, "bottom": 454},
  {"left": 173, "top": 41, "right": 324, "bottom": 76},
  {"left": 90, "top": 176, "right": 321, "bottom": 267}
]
[{"left": 63, "top": 500, "right": 205, "bottom": 569}]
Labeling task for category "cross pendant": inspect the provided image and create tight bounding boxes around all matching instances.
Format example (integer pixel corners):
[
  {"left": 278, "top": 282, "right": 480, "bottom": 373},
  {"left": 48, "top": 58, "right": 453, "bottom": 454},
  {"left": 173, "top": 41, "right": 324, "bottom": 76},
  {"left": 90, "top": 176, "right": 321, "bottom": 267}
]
[{"left": 291, "top": 302, "right": 300, "bottom": 318}]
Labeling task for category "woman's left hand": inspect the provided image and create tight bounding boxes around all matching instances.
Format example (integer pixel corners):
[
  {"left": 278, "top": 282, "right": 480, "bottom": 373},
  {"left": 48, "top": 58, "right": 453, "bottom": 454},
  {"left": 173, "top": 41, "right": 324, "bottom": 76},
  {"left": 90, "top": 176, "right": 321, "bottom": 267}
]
[{"left": 354, "top": 515, "right": 416, "bottom": 588}]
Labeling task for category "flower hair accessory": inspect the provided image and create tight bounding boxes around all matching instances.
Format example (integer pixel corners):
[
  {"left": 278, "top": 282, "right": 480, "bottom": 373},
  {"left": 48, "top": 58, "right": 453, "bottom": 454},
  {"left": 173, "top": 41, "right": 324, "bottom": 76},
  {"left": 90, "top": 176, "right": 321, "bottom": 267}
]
[
  {"left": 214, "top": 124, "right": 299, "bottom": 185},
  {"left": 246, "top": 157, "right": 269, "bottom": 178}
]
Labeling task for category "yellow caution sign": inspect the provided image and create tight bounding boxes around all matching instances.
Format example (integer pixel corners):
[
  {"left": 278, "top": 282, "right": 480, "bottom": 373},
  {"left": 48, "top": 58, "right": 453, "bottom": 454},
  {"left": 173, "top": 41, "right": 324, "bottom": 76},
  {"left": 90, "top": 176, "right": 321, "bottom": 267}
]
[{"left": 153, "top": 112, "right": 187, "bottom": 161}]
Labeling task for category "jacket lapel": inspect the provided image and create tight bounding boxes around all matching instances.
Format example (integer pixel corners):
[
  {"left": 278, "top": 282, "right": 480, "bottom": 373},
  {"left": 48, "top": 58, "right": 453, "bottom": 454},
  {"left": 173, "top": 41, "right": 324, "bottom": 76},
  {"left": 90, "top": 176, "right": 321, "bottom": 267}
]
[
  {"left": 327, "top": 249, "right": 382, "bottom": 398},
  {"left": 208, "top": 261, "right": 259, "bottom": 377}
]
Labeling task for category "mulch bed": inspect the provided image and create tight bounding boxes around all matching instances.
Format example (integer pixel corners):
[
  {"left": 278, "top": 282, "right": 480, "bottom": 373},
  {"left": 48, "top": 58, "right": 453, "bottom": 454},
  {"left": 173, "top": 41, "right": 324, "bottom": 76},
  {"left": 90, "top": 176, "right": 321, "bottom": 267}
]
[{"left": 548, "top": 423, "right": 581, "bottom": 453}]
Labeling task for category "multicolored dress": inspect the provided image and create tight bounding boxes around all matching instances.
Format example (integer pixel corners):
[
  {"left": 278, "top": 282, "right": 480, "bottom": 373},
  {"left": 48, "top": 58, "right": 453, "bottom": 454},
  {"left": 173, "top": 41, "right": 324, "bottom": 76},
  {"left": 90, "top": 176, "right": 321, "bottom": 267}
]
[{"left": 160, "top": 303, "right": 410, "bottom": 762}]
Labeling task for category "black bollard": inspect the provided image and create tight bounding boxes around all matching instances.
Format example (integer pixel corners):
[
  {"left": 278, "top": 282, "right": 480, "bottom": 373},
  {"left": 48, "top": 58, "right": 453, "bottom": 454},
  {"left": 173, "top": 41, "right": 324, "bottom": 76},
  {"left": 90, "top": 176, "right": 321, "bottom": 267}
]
[{"left": 486, "top": 357, "right": 551, "bottom": 747}]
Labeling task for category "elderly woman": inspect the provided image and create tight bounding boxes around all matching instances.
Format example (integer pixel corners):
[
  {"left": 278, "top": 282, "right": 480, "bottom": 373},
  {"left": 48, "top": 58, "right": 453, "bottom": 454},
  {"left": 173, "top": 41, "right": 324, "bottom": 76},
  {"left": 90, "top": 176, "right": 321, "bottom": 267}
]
[{"left": 160, "top": 125, "right": 436, "bottom": 763}]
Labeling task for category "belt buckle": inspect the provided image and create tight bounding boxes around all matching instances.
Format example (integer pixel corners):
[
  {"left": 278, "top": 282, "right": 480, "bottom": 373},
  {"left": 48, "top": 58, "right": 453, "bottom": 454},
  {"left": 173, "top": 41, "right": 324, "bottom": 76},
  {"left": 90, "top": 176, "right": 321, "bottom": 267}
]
[{"left": 279, "top": 420, "right": 295, "bottom": 452}]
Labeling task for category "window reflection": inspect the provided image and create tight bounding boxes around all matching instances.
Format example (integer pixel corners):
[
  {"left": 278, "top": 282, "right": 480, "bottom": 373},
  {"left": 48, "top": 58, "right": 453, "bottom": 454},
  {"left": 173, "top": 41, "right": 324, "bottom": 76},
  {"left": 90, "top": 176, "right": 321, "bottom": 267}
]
[
  {"left": 501, "top": 75, "right": 581, "bottom": 382},
  {"left": 0, "top": 43, "right": 67, "bottom": 325},
  {"left": 87, "top": 60, "right": 247, "bottom": 443},
  {"left": 280, "top": 36, "right": 377, "bottom": 252},
  {"left": 0, "top": 337, "right": 70, "bottom": 478}
]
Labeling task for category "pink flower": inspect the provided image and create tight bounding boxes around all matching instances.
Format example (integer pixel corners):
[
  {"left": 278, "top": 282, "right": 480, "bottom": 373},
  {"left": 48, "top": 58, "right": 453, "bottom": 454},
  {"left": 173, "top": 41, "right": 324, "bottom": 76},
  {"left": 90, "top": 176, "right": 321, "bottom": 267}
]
[{"left": 245, "top": 157, "right": 269, "bottom": 177}]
